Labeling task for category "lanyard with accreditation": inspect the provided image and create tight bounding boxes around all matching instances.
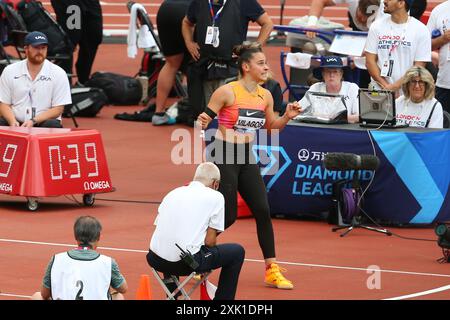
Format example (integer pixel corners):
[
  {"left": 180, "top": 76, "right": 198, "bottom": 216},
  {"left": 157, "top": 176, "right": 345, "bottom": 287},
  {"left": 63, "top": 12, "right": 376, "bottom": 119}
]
[
  {"left": 205, "top": 0, "right": 227, "bottom": 48},
  {"left": 381, "top": 17, "right": 409, "bottom": 78}
]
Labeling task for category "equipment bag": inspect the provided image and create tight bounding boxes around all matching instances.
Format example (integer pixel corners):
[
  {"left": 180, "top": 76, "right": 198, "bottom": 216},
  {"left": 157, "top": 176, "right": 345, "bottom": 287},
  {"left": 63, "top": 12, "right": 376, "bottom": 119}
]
[
  {"left": 85, "top": 72, "right": 143, "bottom": 105},
  {"left": 16, "top": 0, "right": 73, "bottom": 56},
  {"left": 63, "top": 87, "right": 108, "bottom": 118}
]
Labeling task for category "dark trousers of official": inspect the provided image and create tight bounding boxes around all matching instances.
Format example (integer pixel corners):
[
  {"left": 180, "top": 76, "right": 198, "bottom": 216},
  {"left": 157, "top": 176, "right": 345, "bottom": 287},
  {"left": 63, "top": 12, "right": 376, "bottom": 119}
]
[
  {"left": 147, "top": 244, "right": 245, "bottom": 300},
  {"left": 436, "top": 87, "right": 450, "bottom": 114},
  {"left": 51, "top": 0, "right": 103, "bottom": 84},
  {"left": 0, "top": 117, "right": 62, "bottom": 128}
]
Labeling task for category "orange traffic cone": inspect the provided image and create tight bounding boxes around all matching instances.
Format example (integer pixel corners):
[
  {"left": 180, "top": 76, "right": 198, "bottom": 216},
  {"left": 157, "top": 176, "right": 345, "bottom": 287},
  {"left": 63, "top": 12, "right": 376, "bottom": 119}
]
[{"left": 135, "top": 274, "right": 152, "bottom": 300}]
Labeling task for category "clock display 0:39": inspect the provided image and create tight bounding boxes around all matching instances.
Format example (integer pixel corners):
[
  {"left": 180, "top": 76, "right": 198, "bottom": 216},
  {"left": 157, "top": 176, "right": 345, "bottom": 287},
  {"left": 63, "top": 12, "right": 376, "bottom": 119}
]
[{"left": 48, "top": 142, "right": 100, "bottom": 180}]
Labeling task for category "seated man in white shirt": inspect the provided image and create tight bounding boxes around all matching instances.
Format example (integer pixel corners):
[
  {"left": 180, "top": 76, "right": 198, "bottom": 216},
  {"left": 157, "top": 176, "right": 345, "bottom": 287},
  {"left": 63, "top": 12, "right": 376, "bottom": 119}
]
[
  {"left": 0, "top": 31, "right": 72, "bottom": 128},
  {"left": 146, "top": 162, "right": 245, "bottom": 300},
  {"left": 395, "top": 66, "right": 443, "bottom": 128},
  {"left": 298, "top": 56, "right": 360, "bottom": 123}
]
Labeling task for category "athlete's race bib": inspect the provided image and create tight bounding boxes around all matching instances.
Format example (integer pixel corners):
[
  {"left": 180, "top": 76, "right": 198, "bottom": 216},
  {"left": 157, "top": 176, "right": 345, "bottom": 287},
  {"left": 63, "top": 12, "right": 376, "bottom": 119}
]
[{"left": 233, "top": 109, "right": 266, "bottom": 134}]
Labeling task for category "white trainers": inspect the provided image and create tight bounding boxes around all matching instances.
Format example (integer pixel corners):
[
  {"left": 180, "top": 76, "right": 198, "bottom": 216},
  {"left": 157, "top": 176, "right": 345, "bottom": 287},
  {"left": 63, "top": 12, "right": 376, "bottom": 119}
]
[{"left": 151, "top": 113, "right": 176, "bottom": 125}]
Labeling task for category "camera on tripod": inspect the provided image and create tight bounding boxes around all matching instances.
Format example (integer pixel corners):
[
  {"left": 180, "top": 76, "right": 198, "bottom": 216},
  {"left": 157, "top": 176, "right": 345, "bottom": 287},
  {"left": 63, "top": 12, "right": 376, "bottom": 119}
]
[
  {"left": 176, "top": 243, "right": 199, "bottom": 270},
  {"left": 435, "top": 224, "right": 450, "bottom": 263}
]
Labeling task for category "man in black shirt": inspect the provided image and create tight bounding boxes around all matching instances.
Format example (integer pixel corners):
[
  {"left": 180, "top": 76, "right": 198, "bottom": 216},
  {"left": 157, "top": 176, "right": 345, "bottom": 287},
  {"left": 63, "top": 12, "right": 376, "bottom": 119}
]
[{"left": 182, "top": 0, "right": 273, "bottom": 118}]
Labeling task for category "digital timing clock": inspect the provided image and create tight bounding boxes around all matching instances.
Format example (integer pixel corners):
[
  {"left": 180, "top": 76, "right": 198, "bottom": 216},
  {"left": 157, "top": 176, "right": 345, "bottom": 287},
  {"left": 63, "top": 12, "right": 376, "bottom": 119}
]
[{"left": 0, "top": 127, "right": 113, "bottom": 211}]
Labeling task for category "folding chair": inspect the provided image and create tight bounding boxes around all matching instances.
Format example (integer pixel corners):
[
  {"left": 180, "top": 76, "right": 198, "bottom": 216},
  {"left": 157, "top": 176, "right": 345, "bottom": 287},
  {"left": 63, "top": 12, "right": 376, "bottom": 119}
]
[{"left": 150, "top": 268, "right": 211, "bottom": 300}]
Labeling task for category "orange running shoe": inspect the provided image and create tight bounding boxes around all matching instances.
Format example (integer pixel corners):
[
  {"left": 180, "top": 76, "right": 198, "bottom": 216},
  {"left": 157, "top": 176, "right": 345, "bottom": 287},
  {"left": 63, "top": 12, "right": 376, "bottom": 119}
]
[{"left": 264, "top": 263, "right": 294, "bottom": 289}]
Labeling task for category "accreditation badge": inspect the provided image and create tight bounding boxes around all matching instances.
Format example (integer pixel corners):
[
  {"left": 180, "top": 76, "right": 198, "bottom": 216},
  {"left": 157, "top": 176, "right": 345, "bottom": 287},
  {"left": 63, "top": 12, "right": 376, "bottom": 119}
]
[{"left": 380, "top": 59, "right": 394, "bottom": 78}]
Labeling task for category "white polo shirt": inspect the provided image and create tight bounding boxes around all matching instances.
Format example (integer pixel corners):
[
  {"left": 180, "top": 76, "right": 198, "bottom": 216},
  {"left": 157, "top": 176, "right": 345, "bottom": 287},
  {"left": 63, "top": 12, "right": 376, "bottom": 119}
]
[
  {"left": 150, "top": 181, "right": 225, "bottom": 262},
  {"left": 0, "top": 59, "right": 71, "bottom": 122}
]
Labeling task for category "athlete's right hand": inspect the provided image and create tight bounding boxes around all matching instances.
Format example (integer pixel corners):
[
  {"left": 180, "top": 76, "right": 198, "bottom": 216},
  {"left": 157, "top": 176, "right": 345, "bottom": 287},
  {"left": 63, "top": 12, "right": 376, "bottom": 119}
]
[{"left": 197, "top": 112, "right": 212, "bottom": 130}]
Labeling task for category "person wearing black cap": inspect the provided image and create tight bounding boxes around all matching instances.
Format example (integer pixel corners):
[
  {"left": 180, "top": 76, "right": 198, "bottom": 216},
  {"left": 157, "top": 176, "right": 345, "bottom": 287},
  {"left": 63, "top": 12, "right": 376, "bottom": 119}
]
[
  {"left": 0, "top": 31, "right": 72, "bottom": 128},
  {"left": 365, "top": 0, "right": 431, "bottom": 93},
  {"left": 299, "top": 56, "right": 360, "bottom": 123}
]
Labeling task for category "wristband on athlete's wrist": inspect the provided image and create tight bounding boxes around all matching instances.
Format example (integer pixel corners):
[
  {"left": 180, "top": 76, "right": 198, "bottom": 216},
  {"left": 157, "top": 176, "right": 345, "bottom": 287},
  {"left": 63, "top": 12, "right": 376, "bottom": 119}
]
[{"left": 204, "top": 107, "right": 217, "bottom": 119}]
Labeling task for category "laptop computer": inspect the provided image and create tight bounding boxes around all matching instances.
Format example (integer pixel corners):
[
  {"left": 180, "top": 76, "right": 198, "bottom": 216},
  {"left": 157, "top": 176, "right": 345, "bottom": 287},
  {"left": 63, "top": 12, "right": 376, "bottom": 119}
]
[
  {"left": 358, "top": 89, "right": 408, "bottom": 128},
  {"left": 294, "top": 91, "right": 348, "bottom": 124}
]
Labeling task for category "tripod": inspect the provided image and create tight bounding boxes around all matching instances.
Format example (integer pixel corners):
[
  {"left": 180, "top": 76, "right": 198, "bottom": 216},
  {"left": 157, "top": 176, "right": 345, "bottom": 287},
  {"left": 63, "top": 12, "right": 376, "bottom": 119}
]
[{"left": 331, "top": 171, "right": 392, "bottom": 237}]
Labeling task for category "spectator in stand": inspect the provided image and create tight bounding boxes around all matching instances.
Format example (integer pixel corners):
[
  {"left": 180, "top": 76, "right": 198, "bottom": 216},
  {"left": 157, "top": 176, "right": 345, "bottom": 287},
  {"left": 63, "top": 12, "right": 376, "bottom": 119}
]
[
  {"left": 299, "top": 56, "right": 360, "bottom": 123},
  {"left": 306, "top": 0, "right": 382, "bottom": 88},
  {"left": 365, "top": 0, "right": 431, "bottom": 94},
  {"left": 306, "top": 0, "right": 382, "bottom": 36},
  {"left": 395, "top": 66, "right": 443, "bottom": 128}
]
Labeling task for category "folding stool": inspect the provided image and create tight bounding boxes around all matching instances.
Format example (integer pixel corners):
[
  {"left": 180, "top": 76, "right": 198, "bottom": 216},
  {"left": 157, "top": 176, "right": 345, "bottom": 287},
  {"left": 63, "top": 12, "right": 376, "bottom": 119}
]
[{"left": 150, "top": 268, "right": 211, "bottom": 300}]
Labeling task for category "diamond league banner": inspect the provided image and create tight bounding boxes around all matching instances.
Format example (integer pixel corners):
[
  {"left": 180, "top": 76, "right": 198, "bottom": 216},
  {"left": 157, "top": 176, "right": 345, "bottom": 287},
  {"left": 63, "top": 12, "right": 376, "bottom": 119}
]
[{"left": 255, "top": 125, "right": 450, "bottom": 225}]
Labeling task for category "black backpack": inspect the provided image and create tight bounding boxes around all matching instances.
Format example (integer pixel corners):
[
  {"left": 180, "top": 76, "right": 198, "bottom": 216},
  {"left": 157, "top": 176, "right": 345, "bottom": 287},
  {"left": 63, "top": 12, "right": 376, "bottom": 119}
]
[
  {"left": 63, "top": 87, "right": 108, "bottom": 118},
  {"left": 85, "top": 72, "right": 143, "bottom": 105},
  {"left": 16, "top": 0, "right": 73, "bottom": 56}
]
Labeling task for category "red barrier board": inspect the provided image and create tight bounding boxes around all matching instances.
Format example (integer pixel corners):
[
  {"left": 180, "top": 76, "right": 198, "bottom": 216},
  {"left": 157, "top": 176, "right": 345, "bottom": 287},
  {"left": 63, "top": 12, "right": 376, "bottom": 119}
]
[{"left": 0, "top": 127, "right": 113, "bottom": 197}]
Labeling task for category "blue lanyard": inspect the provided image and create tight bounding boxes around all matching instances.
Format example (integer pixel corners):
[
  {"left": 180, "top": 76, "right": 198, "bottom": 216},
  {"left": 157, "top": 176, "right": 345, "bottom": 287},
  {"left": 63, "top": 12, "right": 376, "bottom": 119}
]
[{"left": 208, "top": 0, "right": 227, "bottom": 25}]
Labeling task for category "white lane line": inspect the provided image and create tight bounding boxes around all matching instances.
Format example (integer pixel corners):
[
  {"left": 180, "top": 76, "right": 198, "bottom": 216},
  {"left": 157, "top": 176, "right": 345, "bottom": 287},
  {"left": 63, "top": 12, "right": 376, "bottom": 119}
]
[
  {"left": 384, "top": 285, "right": 450, "bottom": 300},
  {"left": 2, "top": 238, "right": 450, "bottom": 279},
  {"left": 0, "top": 293, "right": 32, "bottom": 299},
  {"left": 0, "top": 238, "right": 147, "bottom": 253},
  {"left": 247, "top": 259, "right": 450, "bottom": 279}
]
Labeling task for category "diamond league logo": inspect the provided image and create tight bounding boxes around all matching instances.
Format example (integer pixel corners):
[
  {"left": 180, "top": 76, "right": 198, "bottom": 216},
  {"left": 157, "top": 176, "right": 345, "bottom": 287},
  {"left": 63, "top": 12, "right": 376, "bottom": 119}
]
[{"left": 253, "top": 145, "right": 291, "bottom": 191}]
